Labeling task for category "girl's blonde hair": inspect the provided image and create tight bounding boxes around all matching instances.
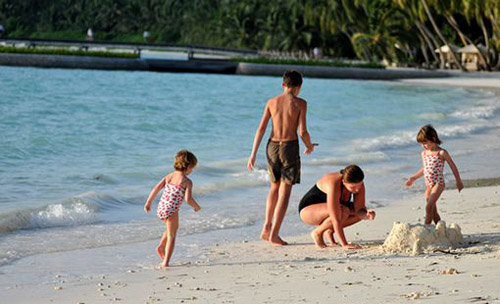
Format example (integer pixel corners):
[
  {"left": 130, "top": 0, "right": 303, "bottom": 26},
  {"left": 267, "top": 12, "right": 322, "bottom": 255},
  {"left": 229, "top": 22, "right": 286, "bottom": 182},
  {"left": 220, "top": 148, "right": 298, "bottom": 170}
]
[
  {"left": 416, "top": 125, "right": 442, "bottom": 145},
  {"left": 174, "top": 149, "right": 198, "bottom": 172}
]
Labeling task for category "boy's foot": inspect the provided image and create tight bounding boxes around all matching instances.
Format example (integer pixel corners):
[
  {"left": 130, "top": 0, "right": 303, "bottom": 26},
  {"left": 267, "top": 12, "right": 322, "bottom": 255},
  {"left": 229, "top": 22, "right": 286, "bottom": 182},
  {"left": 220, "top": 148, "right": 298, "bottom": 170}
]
[
  {"left": 156, "top": 245, "right": 165, "bottom": 260},
  {"left": 311, "top": 231, "right": 327, "bottom": 249},
  {"left": 324, "top": 230, "right": 338, "bottom": 247},
  {"left": 269, "top": 236, "right": 288, "bottom": 246},
  {"left": 159, "top": 262, "right": 169, "bottom": 268}
]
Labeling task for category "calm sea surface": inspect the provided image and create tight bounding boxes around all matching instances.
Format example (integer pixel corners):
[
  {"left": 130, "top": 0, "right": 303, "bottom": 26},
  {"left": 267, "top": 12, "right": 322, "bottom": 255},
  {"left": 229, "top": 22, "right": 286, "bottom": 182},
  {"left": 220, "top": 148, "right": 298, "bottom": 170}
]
[{"left": 1, "top": 66, "right": 499, "bottom": 267}]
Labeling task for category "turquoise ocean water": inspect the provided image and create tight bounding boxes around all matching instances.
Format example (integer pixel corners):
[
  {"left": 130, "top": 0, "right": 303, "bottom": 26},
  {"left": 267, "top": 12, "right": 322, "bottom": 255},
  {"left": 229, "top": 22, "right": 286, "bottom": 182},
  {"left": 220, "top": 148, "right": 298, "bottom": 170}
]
[{"left": 1, "top": 66, "right": 499, "bottom": 268}]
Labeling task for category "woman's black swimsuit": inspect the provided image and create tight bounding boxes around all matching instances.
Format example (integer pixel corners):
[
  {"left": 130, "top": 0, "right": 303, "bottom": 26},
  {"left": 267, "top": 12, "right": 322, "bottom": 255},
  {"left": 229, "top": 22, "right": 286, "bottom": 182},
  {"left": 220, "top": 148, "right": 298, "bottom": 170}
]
[{"left": 298, "top": 182, "right": 354, "bottom": 213}]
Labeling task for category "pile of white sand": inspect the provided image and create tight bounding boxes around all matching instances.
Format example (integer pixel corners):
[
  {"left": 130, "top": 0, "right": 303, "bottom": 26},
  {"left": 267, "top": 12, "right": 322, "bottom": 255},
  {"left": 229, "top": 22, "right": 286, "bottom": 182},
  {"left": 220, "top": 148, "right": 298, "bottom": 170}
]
[{"left": 382, "top": 221, "right": 463, "bottom": 255}]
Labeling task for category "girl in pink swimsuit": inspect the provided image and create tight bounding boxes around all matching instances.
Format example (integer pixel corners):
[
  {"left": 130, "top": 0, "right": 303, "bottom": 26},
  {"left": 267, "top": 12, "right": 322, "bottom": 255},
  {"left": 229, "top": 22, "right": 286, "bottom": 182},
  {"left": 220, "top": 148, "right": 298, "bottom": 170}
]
[
  {"left": 144, "top": 150, "right": 201, "bottom": 267},
  {"left": 405, "top": 125, "right": 464, "bottom": 225}
]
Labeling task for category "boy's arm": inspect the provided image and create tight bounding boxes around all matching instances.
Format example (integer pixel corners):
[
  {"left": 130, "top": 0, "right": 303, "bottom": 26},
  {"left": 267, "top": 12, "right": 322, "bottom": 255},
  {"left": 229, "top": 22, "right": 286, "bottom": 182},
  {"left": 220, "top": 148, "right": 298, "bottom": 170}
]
[
  {"left": 144, "top": 177, "right": 166, "bottom": 213},
  {"left": 298, "top": 100, "right": 317, "bottom": 154},
  {"left": 185, "top": 180, "right": 201, "bottom": 211},
  {"left": 442, "top": 149, "right": 464, "bottom": 192},
  {"left": 247, "top": 103, "right": 271, "bottom": 171}
]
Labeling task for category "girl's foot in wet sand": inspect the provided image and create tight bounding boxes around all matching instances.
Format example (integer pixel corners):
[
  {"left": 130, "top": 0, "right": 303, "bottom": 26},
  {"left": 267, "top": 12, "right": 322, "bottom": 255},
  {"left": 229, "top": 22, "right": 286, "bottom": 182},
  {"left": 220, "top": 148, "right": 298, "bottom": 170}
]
[
  {"left": 269, "top": 236, "right": 288, "bottom": 246},
  {"left": 311, "top": 230, "right": 327, "bottom": 248},
  {"left": 324, "top": 229, "right": 338, "bottom": 247},
  {"left": 157, "top": 245, "right": 165, "bottom": 259}
]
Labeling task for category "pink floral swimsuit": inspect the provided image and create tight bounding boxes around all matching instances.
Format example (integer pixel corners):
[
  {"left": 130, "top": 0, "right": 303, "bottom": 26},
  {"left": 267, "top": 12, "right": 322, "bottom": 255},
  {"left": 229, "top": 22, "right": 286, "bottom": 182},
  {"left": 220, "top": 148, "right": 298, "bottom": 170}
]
[
  {"left": 157, "top": 183, "right": 186, "bottom": 220},
  {"left": 423, "top": 152, "right": 445, "bottom": 187}
]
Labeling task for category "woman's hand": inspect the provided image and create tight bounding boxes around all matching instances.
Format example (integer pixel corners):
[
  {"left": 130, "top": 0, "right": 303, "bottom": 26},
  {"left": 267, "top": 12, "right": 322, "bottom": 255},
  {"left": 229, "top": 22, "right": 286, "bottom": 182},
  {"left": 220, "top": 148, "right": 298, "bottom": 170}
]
[
  {"left": 456, "top": 180, "right": 464, "bottom": 192},
  {"left": 144, "top": 203, "right": 151, "bottom": 213}
]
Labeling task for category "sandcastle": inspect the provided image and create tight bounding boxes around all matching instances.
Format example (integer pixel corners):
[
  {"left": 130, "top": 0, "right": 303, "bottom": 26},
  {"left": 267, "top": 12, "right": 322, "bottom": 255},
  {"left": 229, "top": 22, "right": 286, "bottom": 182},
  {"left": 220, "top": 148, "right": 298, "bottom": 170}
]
[{"left": 382, "top": 221, "right": 463, "bottom": 255}]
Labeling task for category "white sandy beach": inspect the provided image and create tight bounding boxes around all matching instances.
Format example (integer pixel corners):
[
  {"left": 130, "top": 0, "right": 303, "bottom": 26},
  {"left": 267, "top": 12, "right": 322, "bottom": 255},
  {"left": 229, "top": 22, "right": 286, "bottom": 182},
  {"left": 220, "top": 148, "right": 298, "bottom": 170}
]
[
  {"left": 3, "top": 184, "right": 499, "bottom": 304},
  {"left": 400, "top": 75, "right": 500, "bottom": 90}
]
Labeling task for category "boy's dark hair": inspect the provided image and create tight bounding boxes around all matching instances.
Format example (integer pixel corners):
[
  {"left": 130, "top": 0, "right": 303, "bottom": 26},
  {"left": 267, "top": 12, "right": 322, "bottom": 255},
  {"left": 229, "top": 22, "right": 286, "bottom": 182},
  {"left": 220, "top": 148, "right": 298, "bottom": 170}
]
[
  {"left": 283, "top": 70, "right": 303, "bottom": 88},
  {"left": 416, "top": 125, "right": 442, "bottom": 145},
  {"left": 340, "top": 164, "right": 364, "bottom": 183},
  {"left": 174, "top": 149, "right": 198, "bottom": 171}
]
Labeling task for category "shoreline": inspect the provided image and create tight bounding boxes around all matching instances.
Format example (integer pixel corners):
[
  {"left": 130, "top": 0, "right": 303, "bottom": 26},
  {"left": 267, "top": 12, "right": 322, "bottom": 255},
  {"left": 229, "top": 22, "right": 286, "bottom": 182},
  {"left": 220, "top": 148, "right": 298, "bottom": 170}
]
[
  {"left": 399, "top": 77, "right": 500, "bottom": 90},
  {"left": 0, "top": 53, "right": 453, "bottom": 79},
  {"left": 3, "top": 184, "right": 499, "bottom": 303}
]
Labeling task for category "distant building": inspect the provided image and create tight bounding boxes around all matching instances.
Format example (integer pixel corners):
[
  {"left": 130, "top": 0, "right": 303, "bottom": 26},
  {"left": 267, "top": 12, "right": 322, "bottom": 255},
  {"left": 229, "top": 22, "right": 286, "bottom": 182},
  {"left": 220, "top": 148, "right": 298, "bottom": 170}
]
[
  {"left": 434, "top": 44, "right": 459, "bottom": 68},
  {"left": 457, "top": 44, "right": 488, "bottom": 71}
]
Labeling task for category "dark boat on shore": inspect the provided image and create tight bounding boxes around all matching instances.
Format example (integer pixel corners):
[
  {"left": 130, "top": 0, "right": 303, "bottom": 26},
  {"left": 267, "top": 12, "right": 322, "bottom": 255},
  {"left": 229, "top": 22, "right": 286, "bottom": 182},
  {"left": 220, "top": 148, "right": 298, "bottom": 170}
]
[{"left": 145, "top": 58, "right": 238, "bottom": 74}]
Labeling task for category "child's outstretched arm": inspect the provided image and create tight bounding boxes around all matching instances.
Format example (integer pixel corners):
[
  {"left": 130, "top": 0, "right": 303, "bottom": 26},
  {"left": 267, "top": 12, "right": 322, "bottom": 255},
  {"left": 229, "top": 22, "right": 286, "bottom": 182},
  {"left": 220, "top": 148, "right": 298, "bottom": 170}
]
[
  {"left": 442, "top": 149, "right": 464, "bottom": 192},
  {"left": 144, "top": 177, "right": 166, "bottom": 213},
  {"left": 247, "top": 103, "right": 271, "bottom": 171},
  {"left": 299, "top": 100, "right": 318, "bottom": 155},
  {"left": 406, "top": 152, "right": 424, "bottom": 187},
  {"left": 406, "top": 168, "right": 424, "bottom": 187},
  {"left": 185, "top": 180, "right": 201, "bottom": 212}
]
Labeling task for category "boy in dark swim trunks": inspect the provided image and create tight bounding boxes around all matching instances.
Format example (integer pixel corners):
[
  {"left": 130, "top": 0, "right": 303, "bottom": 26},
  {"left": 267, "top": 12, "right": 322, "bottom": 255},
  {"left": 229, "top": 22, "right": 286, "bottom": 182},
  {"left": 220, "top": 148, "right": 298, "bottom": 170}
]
[{"left": 247, "top": 70, "right": 317, "bottom": 245}]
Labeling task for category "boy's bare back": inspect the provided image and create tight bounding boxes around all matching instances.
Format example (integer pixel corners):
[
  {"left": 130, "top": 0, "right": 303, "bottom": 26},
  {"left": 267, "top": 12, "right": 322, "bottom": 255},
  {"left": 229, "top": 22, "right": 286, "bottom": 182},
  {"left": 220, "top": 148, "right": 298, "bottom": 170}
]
[{"left": 267, "top": 92, "right": 306, "bottom": 142}]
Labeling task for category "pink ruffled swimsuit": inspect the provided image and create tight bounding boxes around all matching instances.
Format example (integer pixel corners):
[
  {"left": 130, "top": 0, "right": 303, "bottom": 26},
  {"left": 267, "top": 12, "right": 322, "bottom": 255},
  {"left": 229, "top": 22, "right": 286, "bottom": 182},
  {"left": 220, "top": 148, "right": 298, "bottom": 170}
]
[
  {"left": 423, "top": 152, "right": 445, "bottom": 187},
  {"left": 157, "top": 183, "right": 186, "bottom": 220}
]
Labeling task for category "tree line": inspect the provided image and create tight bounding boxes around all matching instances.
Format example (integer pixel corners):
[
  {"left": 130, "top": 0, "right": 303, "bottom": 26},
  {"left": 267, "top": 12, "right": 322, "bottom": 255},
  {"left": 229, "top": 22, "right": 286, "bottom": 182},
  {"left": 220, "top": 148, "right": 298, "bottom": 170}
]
[{"left": 1, "top": 0, "right": 499, "bottom": 69}]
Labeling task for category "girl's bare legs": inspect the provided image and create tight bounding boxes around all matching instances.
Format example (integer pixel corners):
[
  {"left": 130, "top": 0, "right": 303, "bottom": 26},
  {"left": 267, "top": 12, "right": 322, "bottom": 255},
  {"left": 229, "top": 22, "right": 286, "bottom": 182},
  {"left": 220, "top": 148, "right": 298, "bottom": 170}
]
[
  {"left": 157, "top": 230, "right": 168, "bottom": 259},
  {"left": 261, "top": 181, "right": 280, "bottom": 241},
  {"left": 269, "top": 182, "right": 292, "bottom": 245},
  {"left": 161, "top": 212, "right": 179, "bottom": 267},
  {"left": 424, "top": 184, "right": 444, "bottom": 225}
]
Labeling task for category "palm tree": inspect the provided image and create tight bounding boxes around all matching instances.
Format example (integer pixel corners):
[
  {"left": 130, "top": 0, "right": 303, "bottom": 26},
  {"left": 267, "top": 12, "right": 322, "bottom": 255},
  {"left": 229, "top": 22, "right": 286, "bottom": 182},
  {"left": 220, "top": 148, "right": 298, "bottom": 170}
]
[{"left": 420, "top": 0, "right": 466, "bottom": 70}]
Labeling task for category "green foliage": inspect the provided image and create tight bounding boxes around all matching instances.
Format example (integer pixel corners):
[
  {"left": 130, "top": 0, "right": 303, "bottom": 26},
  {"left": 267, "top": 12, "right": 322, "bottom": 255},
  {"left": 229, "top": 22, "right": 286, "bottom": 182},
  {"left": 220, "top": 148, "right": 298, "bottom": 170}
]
[
  {"left": 29, "top": 31, "right": 85, "bottom": 40},
  {"left": 0, "top": 46, "right": 140, "bottom": 59},
  {"left": 0, "top": 0, "right": 499, "bottom": 68}
]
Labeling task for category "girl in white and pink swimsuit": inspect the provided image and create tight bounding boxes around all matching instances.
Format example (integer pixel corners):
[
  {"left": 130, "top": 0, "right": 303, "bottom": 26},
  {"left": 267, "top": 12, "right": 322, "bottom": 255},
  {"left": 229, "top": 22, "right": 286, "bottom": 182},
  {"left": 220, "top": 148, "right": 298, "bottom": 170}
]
[
  {"left": 144, "top": 150, "right": 201, "bottom": 267},
  {"left": 157, "top": 183, "right": 187, "bottom": 220},
  {"left": 405, "top": 125, "right": 464, "bottom": 225}
]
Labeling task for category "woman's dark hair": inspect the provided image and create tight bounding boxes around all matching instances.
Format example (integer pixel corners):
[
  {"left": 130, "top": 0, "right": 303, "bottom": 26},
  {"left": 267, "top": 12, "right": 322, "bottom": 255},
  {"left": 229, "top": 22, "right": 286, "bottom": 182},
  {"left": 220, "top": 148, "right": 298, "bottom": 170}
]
[
  {"left": 416, "top": 124, "right": 442, "bottom": 145},
  {"left": 340, "top": 164, "right": 364, "bottom": 183}
]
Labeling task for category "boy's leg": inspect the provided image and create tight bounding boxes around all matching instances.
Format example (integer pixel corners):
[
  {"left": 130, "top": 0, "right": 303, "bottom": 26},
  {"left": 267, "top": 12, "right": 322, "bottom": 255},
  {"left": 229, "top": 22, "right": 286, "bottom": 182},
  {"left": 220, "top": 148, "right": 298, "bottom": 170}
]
[
  {"left": 269, "top": 181, "right": 292, "bottom": 245},
  {"left": 162, "top": 212, "right": 179, "bottom": 267},
  {"left": 261, "top": 180, "right": 280, "bottom": 241}
]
